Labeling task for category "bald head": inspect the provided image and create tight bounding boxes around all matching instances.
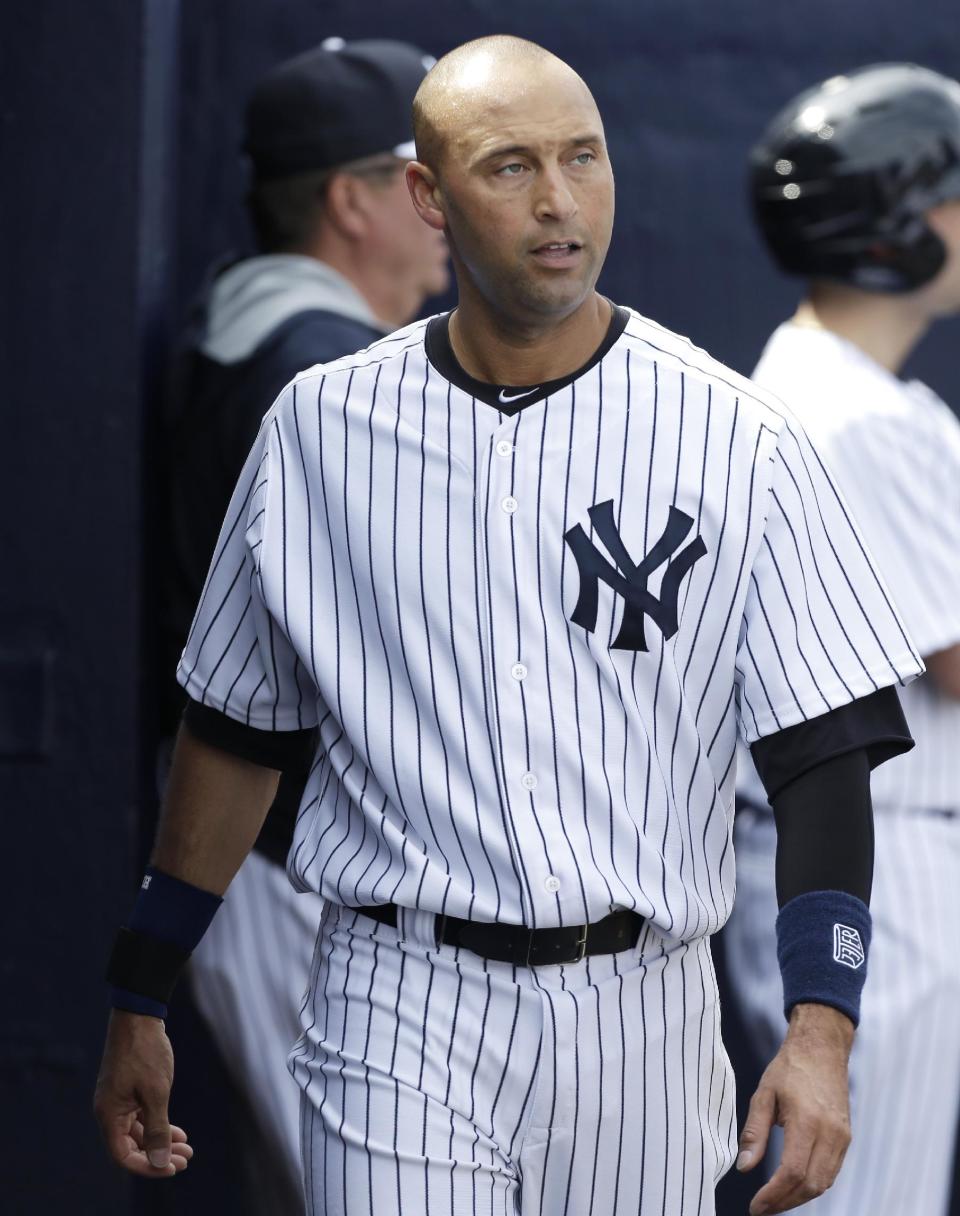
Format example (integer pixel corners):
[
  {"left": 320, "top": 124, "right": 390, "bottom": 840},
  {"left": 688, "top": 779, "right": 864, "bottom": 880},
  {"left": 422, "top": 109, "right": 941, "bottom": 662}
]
[
  {"left": 405, "top": 34, "right": 613, "bottom": 329},
  {"left": 413, "top": 36, "right": 599, "bottom": 172}
]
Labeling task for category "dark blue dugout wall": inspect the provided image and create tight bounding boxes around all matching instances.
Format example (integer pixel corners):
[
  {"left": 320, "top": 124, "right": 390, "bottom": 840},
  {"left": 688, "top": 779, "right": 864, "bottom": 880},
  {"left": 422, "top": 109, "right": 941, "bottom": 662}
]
[
  {"left": 1, "top": 0, "right": 178, "bottom": 1211},
  {"left": 4, "top": 1, "right": 959, "bottom": 1213}
]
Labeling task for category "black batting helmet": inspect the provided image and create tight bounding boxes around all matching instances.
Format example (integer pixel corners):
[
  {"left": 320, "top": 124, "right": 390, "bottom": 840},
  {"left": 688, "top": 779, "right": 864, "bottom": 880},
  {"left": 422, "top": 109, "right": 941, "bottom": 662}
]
[{"left": 750, "top": 64, "right": 960, "bottom": 292}]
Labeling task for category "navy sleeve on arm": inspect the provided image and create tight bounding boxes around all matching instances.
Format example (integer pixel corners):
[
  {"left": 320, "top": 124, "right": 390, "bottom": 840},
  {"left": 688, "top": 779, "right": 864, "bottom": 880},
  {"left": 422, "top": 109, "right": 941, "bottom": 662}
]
[
  {"left": 182, "top": 699, "right": 316, "bottom": 771},
  {"left": 749, "top": 685, "right": 913, "bottom": 802}
]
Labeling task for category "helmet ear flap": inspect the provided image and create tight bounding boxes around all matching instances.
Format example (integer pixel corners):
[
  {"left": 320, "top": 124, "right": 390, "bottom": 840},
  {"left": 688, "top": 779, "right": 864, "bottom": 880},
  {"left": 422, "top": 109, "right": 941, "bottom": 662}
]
[{"left": 850, "top": 225, "right": 948, "bottom": 291}]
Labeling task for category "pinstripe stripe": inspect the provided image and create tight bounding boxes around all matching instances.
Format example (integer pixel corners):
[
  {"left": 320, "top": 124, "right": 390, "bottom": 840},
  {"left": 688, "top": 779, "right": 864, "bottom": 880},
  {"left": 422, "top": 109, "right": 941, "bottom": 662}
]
[
  {"left": 508, "top": 410, "right": 560, "bottom": 911},
  {"left": 533, "top": 395, "right": 592, "bottom": 922}
]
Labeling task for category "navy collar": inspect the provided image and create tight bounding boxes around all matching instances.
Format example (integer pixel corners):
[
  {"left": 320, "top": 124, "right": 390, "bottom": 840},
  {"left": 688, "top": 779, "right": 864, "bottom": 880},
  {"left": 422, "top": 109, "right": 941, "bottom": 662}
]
[{"left": 424, "top": 303, "right": 630, "bottom": 414}]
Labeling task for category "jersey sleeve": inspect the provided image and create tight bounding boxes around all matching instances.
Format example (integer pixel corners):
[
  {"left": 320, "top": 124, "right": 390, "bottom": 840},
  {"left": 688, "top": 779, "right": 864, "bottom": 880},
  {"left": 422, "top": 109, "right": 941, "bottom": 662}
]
[
  {"left": 176, "top": 408, "right": 317, "bottom": 732},
  {"left": 735, "top": 417, "right": 923, "bottom": 745},
  {"left": 829, "top": 390, "right": 960, "bottom": 658}
]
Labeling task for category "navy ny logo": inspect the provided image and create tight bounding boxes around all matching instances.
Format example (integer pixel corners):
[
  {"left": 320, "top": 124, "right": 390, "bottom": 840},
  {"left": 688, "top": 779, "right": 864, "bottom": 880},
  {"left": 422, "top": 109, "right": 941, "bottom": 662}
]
[{"left": 564, "top": 501, "right": 707, "bottom": 651}]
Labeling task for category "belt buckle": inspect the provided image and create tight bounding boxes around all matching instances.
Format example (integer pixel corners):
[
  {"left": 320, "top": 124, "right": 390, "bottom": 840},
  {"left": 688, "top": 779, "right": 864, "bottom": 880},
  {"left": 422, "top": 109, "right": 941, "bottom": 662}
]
[{"left": 542, "top": 919, "right": 588, "bottom": 967}]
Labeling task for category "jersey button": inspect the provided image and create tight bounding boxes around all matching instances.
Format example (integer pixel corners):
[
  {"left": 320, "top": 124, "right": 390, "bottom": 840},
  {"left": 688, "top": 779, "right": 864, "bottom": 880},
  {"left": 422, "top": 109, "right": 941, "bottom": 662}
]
[
  {"left": 511, "top": 663, "right": 528, "bottom": 681},
  {"left": 501, "top": 495, "right": 518, "bottom": 514},
  {"left": 521, "top": 771, "right": 538, "bottom": 790},
  {"left": 544, "top": 875, "right": 561, "bottom": 893},
  {"left": 495, "top": 440, "right": 513, "bottom": 457}
]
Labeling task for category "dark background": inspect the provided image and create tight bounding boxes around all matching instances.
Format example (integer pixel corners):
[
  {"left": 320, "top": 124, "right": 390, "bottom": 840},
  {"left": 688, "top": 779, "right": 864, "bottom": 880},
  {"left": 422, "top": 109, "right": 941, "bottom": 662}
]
[{"left": 3, "top": 1, "right": 958, "bottom": 1212}]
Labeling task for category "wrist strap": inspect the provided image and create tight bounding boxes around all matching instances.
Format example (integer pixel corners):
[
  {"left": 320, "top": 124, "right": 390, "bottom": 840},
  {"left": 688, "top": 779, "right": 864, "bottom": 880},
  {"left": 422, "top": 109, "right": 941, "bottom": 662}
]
[
  {"left": 106, "top": 867, "right": 223, "bottom": 1018},
  {"left": 107, "top": 928, "right": 191, "bottom": 1007},
  {"left": 776, "top": 889, "right": 871, "bottom": 1026}
]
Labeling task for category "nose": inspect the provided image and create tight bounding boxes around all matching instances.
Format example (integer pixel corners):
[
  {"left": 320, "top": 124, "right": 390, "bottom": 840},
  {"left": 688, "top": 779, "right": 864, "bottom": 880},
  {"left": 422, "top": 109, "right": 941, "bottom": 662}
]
[{"left": 534, "top": 164, "right": 578, "bottom": 223}]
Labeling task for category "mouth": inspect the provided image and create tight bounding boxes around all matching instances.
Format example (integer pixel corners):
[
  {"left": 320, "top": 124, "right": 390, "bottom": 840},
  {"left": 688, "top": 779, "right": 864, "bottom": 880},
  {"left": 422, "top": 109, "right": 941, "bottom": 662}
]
[{"left": 530, "top": 240, "right": 584, "bottom": 268}]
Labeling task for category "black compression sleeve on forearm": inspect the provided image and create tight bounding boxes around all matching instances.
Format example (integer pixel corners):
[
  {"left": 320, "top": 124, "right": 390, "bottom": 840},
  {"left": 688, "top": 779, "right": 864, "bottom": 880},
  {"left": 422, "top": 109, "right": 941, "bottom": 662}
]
[{"left": 770, "top": 747, "right": 874, "bottom": 908}]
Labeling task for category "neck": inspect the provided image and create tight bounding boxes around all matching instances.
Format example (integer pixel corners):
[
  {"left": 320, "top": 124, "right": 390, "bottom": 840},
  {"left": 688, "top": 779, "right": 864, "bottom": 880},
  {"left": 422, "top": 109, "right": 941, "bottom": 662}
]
[
  {"left": 794, "top": 284, "right": 931, "bottom": 375},
  {"left": 302, "top": 235, "right": 418, "bottom": 330},
  {"left": 449, "top": 287, "right": 611, "bottom": 386}
]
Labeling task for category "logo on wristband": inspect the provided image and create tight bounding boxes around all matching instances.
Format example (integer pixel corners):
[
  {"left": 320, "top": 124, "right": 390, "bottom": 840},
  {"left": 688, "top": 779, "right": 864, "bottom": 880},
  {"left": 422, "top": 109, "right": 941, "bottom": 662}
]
[{"left": 833, "top": 923, "right": 865, "bottom": 969}]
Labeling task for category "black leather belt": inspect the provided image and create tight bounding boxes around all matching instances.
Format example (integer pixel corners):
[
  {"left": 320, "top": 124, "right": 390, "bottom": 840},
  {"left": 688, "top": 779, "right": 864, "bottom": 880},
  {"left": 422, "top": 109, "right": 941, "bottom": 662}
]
[{"left": 352, "top": 903, "right": 645, "bottom": 967}]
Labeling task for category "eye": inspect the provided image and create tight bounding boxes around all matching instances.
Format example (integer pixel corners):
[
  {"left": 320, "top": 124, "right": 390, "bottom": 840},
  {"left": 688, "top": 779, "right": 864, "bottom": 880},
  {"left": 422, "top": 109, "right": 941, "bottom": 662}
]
[
  {"left": 497, "top": 162, "right": 526, "bottom": 177},
  {"left": 571, "top": 151, "right": 595, "bottom": 167}
]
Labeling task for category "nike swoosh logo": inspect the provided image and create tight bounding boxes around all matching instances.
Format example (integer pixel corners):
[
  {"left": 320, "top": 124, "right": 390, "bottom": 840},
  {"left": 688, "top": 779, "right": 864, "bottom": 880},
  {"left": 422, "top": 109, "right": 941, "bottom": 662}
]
[{"left": 498, "top": 387, "right": 539, "bottom": 403}]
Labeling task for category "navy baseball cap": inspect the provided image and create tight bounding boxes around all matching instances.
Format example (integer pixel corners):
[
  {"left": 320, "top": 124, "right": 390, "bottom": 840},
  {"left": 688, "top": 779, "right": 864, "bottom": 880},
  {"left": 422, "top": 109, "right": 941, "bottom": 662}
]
[{"left": 244, "top": 38, "right": 435, "bottom": 181}]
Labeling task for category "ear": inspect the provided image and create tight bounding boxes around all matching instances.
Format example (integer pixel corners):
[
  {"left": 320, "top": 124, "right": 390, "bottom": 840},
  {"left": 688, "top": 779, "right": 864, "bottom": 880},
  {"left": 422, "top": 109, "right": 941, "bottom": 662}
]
[
  {"left": 406, "top": 161, "right": 446, "bottom": 232},
  {"left": 323, "top": 172, "right": 369, "bottom": 240}
]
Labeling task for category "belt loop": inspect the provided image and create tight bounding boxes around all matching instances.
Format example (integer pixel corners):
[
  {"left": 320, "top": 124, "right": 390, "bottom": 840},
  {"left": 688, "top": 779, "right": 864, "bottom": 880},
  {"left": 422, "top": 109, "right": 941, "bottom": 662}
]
[{"left": 434, "top": 912, "right": 447, "bottom": 951}]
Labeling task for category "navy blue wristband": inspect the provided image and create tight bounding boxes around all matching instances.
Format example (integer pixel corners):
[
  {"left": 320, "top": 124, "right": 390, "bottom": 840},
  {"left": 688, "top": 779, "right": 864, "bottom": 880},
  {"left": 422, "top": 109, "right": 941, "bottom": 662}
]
[
  {"left": 776, "top": 890, "right": 871, "bottom": 1026},
  {"left": 110, "top": 987, "right": 168, "bottom": 1020},
  {"left": 107, "top": 867, "right": 223, "bottom": 1017},
  {"left": 129, "top": 867, "right": 223, "bottom": 951}
]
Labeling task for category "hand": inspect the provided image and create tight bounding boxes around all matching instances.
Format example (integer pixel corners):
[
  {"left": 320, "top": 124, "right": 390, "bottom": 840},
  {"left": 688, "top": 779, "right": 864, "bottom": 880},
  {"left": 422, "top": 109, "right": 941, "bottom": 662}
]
[
  {"left": 93, "top": 1010, "right": 193, "bottom": 1178},
  {"left": 736, "top": 1002, "right": 853, "bottom": 1215}
]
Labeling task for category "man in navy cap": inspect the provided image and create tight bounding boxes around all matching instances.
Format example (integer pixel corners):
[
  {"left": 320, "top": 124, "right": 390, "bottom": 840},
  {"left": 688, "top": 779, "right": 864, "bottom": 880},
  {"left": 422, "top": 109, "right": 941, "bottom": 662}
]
[{"left": 157, "top": 37, "right": 449, "bottom": 1210}]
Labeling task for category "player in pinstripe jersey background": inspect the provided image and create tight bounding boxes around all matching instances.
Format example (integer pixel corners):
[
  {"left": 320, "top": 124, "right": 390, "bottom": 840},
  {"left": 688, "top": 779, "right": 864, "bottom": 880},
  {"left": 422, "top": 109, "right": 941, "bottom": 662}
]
[
  {"left": 725, "top": 65, "right": 960, "bottom": 1216},
  {"left": 97, "top": 36, "right": 923, "bottom": 1215}
]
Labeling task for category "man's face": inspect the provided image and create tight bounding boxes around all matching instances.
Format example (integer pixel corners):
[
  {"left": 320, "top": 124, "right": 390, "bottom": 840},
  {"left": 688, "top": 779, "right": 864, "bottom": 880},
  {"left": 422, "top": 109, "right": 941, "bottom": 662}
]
[
  {"left": 363, "top": 161, "right": 451, "bottom": 301},
  {"left": 431, "top": 72, "right": 615, "bottom": 323}
]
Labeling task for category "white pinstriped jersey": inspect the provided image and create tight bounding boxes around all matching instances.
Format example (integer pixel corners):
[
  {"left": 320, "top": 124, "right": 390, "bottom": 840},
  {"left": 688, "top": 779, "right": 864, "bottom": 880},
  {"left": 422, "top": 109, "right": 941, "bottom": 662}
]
[
  {"left": 740, "top": 323, "right": 960, "bottom": 813},
  {"left": 178, "top": 307, "right": 922, "bottom": 940}
]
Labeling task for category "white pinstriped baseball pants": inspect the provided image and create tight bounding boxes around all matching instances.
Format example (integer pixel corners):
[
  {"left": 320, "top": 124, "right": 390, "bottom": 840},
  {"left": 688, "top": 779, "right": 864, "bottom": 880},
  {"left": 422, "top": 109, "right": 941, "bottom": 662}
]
[
  {"left": 725, "top": 808, "right": 960, "bottom": 1216},
  {"left": 289, "top": 903, "right": 737, "bottom": 1215}
]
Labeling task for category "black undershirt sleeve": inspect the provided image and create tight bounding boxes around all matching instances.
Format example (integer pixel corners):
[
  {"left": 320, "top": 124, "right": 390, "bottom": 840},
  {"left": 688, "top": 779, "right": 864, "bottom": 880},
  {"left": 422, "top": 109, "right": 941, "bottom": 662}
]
[
  {"left": 749, "top": 685, "right": 913, "bottom": 801},
  {"left": 182, "top": 698, "right": 316, "bottom": 772},
  {"left": 770, "top": 748, "right": 874, "bottom": 907},
  {"left": 748, "top": 685, "right": 914, "bottom": 908}
]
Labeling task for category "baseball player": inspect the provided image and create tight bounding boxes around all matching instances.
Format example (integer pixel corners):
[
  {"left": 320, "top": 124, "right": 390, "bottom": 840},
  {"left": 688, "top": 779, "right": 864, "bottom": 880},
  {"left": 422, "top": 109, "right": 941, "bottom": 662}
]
[
  {"left": 158, "top": 38, "right": 449, "bottom": 1207},
  {"left": 724, "top": 64, "right": 960, "bottom": 1216},
  {"left": 97, "top": 37, "right": 922, "bottom": 1216}
]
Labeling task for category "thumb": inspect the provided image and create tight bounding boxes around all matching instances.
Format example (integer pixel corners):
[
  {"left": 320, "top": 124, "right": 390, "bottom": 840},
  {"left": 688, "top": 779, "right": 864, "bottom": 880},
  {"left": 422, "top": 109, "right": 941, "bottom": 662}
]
[
  {"left": 141, "top": 1088, "right": 173, "bottom": 1170},
  {"left": 737, "top": 1082, "right": 776, "bottom": 1172}
]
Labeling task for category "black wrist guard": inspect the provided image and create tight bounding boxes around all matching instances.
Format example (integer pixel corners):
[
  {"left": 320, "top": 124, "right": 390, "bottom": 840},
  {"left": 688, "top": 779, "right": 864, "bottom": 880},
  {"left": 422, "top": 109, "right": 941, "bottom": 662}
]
[{"left": 106, "top": 927, "right": 191, "bottom": 1006}]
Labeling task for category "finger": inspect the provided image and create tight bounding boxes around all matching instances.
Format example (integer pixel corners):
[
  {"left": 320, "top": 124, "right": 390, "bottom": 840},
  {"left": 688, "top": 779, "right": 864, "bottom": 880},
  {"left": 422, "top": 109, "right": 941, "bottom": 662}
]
[
  {"left": 751, "top": 1161, "right": 828, "bottom": 1214},
  {"left": 749, "top": 1122, "right": 816, "bottom": 1215},
  {"left": 737, "top": 1083, "right": 776, "bottom": 1173},
  {"left": 170, "top": 1138, "right": 194, "bottom": 1165},
  {"left": 798, "top": 1117, "right": 850, "bottom": 1200},
  {"left": 100, "top": 1114, "right": 143, "bottom": 1169},
  {"left": 99, "top": 1123, "right": 179, "bottom": 1180},
  {"left": 132, "top": 1120, "right": 193, "bottom": 1160},
  {"left": 753, "top": 1109, "right": 851, "bottom": 1215},
  {"left": 139, "top": 1086, "right": 173, "bottom": 1170},
  {"left": 119, "top": 1149, "right": 180, "bottom": 1179}
]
